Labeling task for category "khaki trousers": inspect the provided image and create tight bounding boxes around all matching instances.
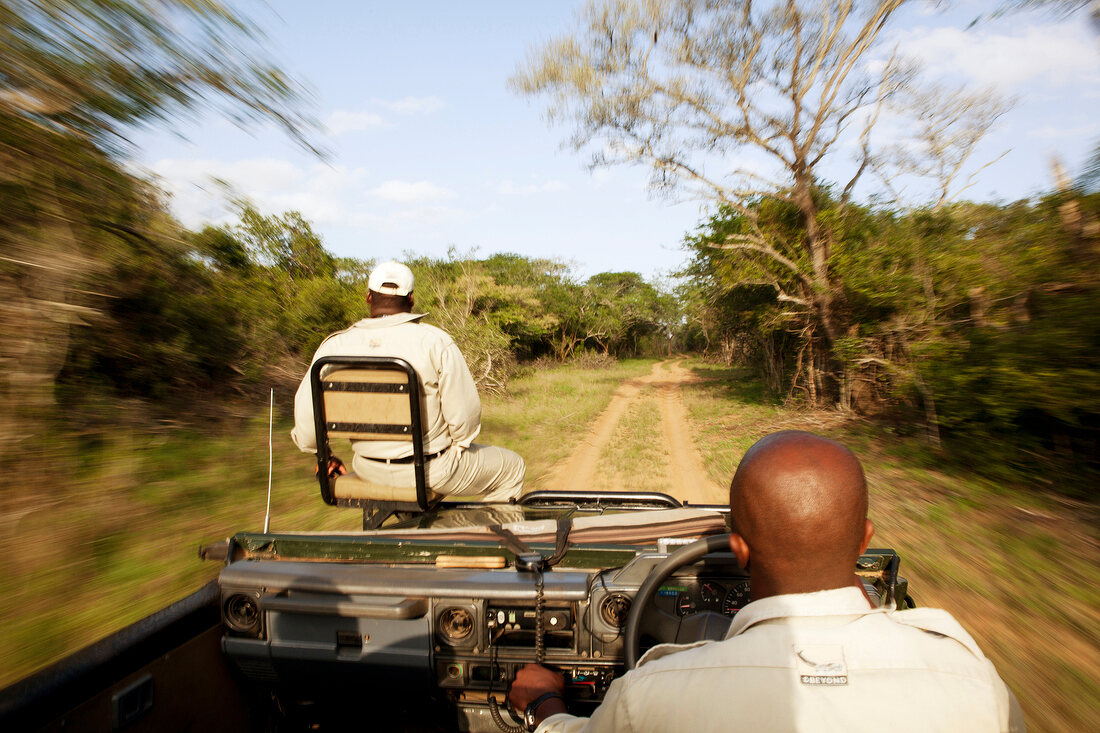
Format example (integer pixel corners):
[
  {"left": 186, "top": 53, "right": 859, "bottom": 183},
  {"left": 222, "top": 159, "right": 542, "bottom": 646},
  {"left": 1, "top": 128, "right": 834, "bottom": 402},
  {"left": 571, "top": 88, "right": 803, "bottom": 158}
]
[{"left": 352, "top": 443, "right": 525, "bottom": 503}]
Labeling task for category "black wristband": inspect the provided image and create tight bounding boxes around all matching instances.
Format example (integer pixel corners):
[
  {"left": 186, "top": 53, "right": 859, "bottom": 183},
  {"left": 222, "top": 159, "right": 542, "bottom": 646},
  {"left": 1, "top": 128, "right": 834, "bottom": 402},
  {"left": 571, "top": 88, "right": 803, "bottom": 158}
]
[{"left": 524, "top": 691, "right": 564, "bottom": 731}]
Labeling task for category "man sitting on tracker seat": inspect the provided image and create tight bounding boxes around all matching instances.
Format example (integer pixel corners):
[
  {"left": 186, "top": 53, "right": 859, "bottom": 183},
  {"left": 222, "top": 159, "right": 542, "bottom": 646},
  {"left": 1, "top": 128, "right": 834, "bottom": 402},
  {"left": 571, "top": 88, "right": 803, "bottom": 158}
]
[
  {"left": 509, "top": 430, "right": 1023, "bottom": 732},
  {"left": 291, "top": 260, "right": 525, "bottom": 503}
]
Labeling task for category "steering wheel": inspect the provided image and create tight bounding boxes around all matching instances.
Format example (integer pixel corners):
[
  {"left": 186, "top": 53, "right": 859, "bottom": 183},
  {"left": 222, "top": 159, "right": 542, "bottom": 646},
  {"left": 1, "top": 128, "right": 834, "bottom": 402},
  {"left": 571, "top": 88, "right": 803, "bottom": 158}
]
[{"left": 623, "top": 534, "right": 737, "bottom": 669}]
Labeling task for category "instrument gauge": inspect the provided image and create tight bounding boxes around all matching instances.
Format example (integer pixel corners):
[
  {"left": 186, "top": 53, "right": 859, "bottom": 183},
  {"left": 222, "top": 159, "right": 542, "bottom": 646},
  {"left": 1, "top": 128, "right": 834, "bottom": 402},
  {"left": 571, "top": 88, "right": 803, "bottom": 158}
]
[
  {"left": 599, "top": 594, "right": 632, "bottom": 629},
  {"left": 700, "top": 582, "right": 725, "bottom": 604},
  {"left": 676, "top": 593, "right": 697, "bottom": 617},
  {"left": 438, "top": 607, "right": 474, "bottom": 644},
  {"left": 722, "top": 581, "right": 751, "bottom": 615}
]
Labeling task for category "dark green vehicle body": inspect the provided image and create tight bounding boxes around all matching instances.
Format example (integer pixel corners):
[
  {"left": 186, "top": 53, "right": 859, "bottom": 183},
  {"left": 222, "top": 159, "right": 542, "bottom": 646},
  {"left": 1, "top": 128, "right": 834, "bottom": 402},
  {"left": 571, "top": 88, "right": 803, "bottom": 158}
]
[{"left": 0, "top": 493, "right": 910, "bottom": 732}]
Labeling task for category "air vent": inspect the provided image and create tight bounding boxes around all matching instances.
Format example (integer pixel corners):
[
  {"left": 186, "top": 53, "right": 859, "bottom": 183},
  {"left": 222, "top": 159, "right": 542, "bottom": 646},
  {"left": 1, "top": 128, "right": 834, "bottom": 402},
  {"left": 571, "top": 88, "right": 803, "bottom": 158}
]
[
  {"left": 234, "top": 658, "right": 278, "bottom": 681},
  {"left": 599, "top": 594, "right": 632, "bottom": 628},
  {"left": 438, "top": 607, "right": 474, "bottom": 644},
  {"left": 223, "top": 593, "right": 261, "bottom": 635}
]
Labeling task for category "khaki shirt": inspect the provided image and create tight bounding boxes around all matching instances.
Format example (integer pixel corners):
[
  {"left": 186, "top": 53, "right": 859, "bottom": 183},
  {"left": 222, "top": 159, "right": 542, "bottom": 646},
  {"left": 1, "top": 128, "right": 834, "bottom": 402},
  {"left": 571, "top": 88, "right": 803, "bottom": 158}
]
[
  {"left": 540, "top": 587, "right": 1024, "bottom": 733},
  {"left": 291, "top": 313, "right": 482, "bottom": 460}
]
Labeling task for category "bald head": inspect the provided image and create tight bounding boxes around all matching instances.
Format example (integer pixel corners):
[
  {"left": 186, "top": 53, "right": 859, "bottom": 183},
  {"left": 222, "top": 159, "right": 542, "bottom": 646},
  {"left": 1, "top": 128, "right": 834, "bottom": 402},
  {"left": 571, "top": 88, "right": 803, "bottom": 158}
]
[{"left": 729, "top": 431, "right": 872, "bottom": 597}]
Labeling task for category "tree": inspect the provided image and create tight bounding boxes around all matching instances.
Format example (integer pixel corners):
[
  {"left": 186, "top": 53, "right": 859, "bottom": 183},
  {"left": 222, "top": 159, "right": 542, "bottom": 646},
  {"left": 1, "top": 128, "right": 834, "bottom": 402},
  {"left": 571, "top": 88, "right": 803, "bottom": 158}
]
[
  {"left": 411, "top": 254, "right": 554, "bottom": 392},
  {"left": 0, "top": 0, "right": 319, "bottom": 461},
  {"left": 876, "top": 81, "right": 1012, "bottom": 209},
  {"left": 481, "top": 253, "right": 573, "bottom": 358},
  {"left": 1077, "top": 143, "right": 1100, "bottom": 193},
  {"left": 975, "top": 0, "right": 1099, "bottom": 27},
  {"left": 235, "top": 204, "right": 336, "bottom": 279},
  {"left": 192, "top": 225, "right": 253, "bottom": 272},
  {"left": 514, "top": 0, "right": 1005, "bottom": 403},
  {"left": 0, "top": 0, "right": 318, "bottom": 155},
  {"left": 681, "top": 198, "right": 852, "bottom": 398},
  {"left": 584, "top": 271, "right": 673, "bottom": 355}
]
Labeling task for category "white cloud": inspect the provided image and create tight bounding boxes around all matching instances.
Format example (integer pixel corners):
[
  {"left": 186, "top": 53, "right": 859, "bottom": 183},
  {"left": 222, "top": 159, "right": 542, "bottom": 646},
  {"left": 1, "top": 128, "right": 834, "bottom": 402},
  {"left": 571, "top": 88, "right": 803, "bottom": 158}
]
[
  {"left": 324, "top": 97, "right": 444, "bottom": 136},
  {"left": 151, "top": 157, "right": 304, "bottom": 193},
  {"left": 384, "top": 204, "right": 466, "bottom": 222},
  {"left": 914, "top": 0, "right": 941, "bottom": 17},
  {"left": 144, "top": 157, "right": 391, "bottom": 230},
  {"left": 591, "top": 168, "right": 614, "bottom": 185},
  {"left": 141, "top": 157, "right": 308, "bottom": 227},
  {"left": 376, "top": 96, "right": 445, "bottom": 114},
  {"left": 368, "top": 180, "right": 456, "bottom": 202},
  {"left": 889, "top": 22, "right": 1100, "bottom": 90},
  {"left": 143, "top": 156, "right": 472, "bottom": 244},
  {"left": 147, "top": 159, "right": 460, "bottom": 229},
  {"left": 325, "top": 109, "right": 386, "bottom": 135},
  {"left": 497, "top": 179, "right": 568, "bottom": 195},
  {"left": 263, "top": 165, "right": 373, "bottom": 226},
  {"left": 1030, "top": 123, "right": 1100, "bottom": 139}
]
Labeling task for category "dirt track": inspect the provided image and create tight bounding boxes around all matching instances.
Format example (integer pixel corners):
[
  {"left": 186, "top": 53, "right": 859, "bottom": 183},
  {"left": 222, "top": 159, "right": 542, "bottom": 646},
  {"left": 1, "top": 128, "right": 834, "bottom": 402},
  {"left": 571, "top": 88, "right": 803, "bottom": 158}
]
[{"left": 541, "top": 360, "right": 726, "bottom": 505}]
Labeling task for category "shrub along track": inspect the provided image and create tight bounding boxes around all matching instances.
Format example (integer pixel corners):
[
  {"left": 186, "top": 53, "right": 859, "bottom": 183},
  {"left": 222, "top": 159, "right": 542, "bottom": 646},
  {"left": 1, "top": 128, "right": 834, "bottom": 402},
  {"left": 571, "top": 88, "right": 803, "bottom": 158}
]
[{"left": 538, "top": 360, "right": 726, "bottom": 505}]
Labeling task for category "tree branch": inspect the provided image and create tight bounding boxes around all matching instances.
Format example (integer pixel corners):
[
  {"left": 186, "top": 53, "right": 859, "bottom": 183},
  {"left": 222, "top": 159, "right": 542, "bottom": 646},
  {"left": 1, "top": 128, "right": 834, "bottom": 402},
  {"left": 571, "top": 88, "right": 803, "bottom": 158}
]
[{"left": 709, "top": 240, "right": 814, "bottom": 290}]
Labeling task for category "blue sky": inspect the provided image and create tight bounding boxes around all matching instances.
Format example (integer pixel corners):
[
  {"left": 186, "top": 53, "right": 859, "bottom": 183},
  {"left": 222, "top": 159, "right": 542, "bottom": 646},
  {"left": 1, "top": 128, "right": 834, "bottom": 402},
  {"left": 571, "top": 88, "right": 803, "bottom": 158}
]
[{"left": 132, "top": 1, "right": 1100, "bottom": 280}]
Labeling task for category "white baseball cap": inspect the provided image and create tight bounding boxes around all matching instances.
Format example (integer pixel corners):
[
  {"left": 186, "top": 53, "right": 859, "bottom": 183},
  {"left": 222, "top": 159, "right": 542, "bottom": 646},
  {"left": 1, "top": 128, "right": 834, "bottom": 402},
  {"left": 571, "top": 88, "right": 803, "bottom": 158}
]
[{"left": 368, "top": 261, "right": 415, "bottom": 296}]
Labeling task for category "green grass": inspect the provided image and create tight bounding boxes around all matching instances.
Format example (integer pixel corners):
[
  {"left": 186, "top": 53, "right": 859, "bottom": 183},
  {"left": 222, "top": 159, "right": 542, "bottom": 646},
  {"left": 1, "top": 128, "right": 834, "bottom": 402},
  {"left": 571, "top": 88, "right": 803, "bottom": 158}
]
[
  {"left": 603, "top": 397, "right": 670, "bottom": 490},
  {"left": 0, "top": 358, "right": 652, "bottom": 687},
  {"left": 680, "top": 362, "right": 789, "bottom": 485},
  {"left": 679, "top": 357, "right": 1100, "bottom": 733},
  {"left": 482, "top": 358, "right": 655, "bottom": 488},
  {"left": 0, "top": 418, "right": 349, "bottom": 687}
]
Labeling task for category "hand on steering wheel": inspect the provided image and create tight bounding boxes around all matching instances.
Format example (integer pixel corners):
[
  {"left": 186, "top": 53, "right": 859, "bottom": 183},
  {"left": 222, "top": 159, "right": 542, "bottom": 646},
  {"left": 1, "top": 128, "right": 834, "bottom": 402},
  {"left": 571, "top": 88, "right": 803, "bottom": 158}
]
[{"left": 623, "top": 534, "right": 736, "bottom": 669}]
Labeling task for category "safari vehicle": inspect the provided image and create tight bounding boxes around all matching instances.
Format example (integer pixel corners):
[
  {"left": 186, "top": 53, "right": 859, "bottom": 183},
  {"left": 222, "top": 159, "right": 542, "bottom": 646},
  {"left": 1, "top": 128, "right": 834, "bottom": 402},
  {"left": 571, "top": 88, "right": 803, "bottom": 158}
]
[{"left": 0, "top": 358, "right": 911, "bottom": 732}]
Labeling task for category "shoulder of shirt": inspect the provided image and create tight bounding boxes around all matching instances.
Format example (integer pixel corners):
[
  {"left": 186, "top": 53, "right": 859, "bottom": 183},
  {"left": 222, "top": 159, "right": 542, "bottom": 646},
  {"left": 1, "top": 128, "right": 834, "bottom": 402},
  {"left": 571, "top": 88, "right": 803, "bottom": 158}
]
[
  {"left": 357, "top": 315, "right": 453, "bottom": 340},
  {"left": 635, "top": 640, "right": 715, "bottom": 670},
  {"left": 888, "top": 606, "right": 987, "bottom": 659},
  {"left": 410, "top": 321, "right": 454, "bottom": 340},
  {"left": 315, "top": 317, "right": 451, "bottom": 341},
  {"left": 394, "top": 321, "right": 457, "bottom": 351},
  {"left": 314, "top": 325, "right": 358, "bottom": 351}
]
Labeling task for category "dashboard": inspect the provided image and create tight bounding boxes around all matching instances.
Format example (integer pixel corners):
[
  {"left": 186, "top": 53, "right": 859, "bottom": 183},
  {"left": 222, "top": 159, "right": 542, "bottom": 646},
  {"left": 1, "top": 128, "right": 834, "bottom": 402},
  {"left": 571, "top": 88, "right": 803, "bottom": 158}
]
[
  {"left": 427, "top": 565, "right": 756, "bottom": 707},
  {"left": 218, "top": 549, "right": 896, "bottom": 731},
  {"left": 217, "top": 553, "right": 753, "bottom": 729}
]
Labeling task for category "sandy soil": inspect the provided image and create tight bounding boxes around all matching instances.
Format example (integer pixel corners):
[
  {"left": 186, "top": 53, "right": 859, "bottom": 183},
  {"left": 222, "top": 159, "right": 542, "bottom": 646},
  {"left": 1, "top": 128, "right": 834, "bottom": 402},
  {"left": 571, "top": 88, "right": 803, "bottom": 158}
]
[{"left": 542, "top": 360, "right": 726, "bottom": 504}]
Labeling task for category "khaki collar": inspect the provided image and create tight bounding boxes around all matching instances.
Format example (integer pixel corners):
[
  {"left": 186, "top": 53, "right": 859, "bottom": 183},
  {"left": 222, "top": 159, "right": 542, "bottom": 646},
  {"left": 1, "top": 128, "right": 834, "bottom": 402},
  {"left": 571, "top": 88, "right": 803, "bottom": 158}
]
[
  {"left": 352, "top": 312, "right": 428, "bottom": 329},
  {"left": 726, "top": 586, "right": 881, "bottom": 639}
]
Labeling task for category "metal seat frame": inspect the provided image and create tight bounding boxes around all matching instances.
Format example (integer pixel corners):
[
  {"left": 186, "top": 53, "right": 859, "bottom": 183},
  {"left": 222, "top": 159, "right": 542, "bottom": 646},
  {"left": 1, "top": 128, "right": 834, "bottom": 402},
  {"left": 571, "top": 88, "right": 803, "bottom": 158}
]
[{"left": 310, "top": 355, "right": 435, "bottom": 529}]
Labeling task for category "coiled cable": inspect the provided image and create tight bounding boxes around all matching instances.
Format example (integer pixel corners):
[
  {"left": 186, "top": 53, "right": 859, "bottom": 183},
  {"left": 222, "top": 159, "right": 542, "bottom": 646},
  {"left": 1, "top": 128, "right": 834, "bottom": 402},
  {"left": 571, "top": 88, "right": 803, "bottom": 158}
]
[{"left": 490, "top": 566, "right": 547, "bottom": 732}]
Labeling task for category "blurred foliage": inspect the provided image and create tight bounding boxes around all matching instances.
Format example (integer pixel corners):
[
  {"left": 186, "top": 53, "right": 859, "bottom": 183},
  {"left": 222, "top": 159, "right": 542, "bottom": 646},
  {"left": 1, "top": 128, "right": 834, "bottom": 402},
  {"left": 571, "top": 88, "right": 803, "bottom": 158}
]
[
  {"left": 679, "top": 190, "right": 1100, "bottom": 494},
  {"left": 13, "top": 190, "right": 676, "bottom": 415},
  {"left": 0, "top": 0, "right": 317, "bottom": 477},
  {"left": 2, "top": 0, "right": 1095, "bottom": 503},
  {"left": 0, "top": 0, "right": 319, "bottom": 154},
  {"left": 1078, "top": 142, "right": 1100, "bottom": 193}
]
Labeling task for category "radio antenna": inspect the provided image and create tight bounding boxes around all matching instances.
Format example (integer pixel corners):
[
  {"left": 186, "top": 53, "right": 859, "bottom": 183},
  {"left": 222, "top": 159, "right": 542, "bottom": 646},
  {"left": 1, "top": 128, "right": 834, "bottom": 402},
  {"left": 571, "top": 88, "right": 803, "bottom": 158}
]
[{"left": 263, "top": 388, "right": 274, "bottom": 533}]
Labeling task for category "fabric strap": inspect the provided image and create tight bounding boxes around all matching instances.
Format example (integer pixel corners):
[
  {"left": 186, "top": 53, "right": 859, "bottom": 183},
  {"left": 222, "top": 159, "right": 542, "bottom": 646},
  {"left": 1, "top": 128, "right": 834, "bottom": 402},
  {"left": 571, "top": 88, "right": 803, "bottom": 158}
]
[
  {"left": 488, "top": 518, "right": 573, "bottom": 567},
  {"left": 546, "top": 518, "right": 573, "bottom": 566},
  {"left": 487, "top": 524, "right": 532, "bottom": 557}
]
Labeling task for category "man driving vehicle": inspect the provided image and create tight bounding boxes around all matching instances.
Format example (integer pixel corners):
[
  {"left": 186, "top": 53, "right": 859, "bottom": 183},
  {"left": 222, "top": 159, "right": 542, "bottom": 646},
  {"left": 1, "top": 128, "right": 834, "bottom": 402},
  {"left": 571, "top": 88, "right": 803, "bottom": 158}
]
[
  {"left": 291, "top": 260, "right": 525, "bottom": 502},
  {"left": 509, "top": 431, "right": 1024, "bottom": 731}
]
